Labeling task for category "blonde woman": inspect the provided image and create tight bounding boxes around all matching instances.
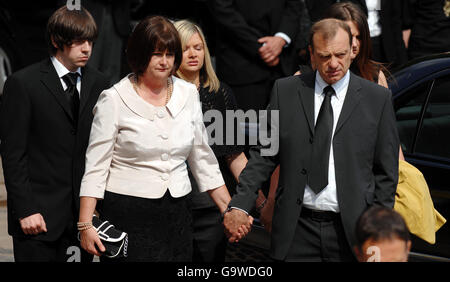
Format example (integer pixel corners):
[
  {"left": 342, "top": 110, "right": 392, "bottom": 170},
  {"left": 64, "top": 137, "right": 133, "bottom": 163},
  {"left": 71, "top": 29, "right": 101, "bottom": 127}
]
[{"left": 174, "top": 19, "right": 255, "bottom": 262}]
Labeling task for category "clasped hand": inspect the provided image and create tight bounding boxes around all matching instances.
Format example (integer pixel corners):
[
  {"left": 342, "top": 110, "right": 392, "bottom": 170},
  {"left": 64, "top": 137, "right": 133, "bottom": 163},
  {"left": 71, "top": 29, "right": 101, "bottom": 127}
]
[
  {"left": 258, "top": 36, "right": 286, "bottom": 67},
  {"left": 223, "top": 209, "right": 254, "bottom": 243}
]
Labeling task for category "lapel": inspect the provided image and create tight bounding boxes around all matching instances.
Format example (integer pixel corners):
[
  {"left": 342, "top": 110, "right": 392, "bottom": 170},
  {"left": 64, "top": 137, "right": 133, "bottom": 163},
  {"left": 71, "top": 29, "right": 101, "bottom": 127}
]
[
  {"left": 296, "top": 72, "right": 316, "bottom": 135},
  {"left": 334, "top": 72, "right": 363, "bottom": 135},
  {"left": 79, "top": 66, "right": 95, "bottom": 117},
  {"left": 40, "top": 58, "right": 74, "bottom": 121}
]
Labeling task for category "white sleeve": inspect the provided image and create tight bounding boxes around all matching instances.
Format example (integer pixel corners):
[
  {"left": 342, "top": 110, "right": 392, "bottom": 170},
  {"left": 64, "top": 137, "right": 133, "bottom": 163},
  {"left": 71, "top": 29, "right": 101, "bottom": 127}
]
[{"left": 79, "top": 90, "right": 119, "bottom": 199}]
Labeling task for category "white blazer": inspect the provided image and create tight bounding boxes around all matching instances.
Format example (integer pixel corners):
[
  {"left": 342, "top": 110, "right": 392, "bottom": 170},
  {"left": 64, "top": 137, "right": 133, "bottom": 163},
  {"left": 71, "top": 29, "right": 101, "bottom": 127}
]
[{"left": 80, "top": 75, "right": 224, "bottom": 199}]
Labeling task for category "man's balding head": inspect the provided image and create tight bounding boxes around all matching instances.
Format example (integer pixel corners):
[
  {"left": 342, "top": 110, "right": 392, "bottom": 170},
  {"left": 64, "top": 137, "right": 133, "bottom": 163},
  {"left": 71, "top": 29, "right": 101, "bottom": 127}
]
[
  {"left": 308, "top": 19, "right": 353, "bottom": 84},
  {"left": 309, "top": 19, "right": 352, "bottom": 53}
]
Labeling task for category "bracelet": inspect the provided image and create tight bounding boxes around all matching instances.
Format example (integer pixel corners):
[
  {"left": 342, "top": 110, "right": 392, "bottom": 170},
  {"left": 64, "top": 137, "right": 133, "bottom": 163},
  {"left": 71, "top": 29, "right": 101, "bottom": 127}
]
[
  {"left": 256, "top": 199, "right": 267, "bottom": 213},
  {"left": 77, "top": 222, "right": 93, "bottom": 231}
]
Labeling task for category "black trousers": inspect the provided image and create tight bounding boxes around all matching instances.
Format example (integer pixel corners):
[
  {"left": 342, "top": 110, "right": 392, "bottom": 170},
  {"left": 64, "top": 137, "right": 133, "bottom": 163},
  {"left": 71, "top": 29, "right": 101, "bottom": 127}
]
[
  {"left": 13, "top": 220, "right": 92, "bottom": 262},
  {"left": 285, "top": 208, "right": 356, "bottom": 262},
  {"left": 192, "top": 207, "right": 228, "bottom": 262}
]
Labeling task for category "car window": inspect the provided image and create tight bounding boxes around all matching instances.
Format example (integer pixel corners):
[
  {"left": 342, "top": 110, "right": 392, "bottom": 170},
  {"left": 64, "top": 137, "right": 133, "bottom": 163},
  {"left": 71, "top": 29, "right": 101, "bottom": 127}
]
[
  {"left": 415, "top": 74, "right": 450, "bottom": 159},
  {"left": 395, "top": 81, "right": 430, "bottom": 154}
]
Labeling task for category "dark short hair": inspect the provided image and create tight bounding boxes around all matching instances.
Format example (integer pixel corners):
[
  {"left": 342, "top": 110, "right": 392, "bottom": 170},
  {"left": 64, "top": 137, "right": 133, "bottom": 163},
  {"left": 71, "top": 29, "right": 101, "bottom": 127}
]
[
  {"left": 355, "top": 206, "right": 410, "bottom": 250},
  {"left": 46, "top": 5, "right": 98, "bottom": 55},
  {"left": 309, "top": 18, "right": 352, "bottom": 53},
  {"left": 126, "top": 15, "right": 182, "bottom": 76}
]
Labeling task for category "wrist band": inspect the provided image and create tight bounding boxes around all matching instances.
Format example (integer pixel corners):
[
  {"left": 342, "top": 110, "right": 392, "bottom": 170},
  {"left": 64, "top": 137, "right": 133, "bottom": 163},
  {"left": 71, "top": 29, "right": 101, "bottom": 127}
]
[{"left": 77, "top": 222, "right": 93, "bottom": 231}]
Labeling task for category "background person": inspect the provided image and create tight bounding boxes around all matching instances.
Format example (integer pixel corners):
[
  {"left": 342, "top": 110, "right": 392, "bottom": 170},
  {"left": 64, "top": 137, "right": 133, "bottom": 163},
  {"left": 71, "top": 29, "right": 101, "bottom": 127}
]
[
  {"left": 355, "top": 205, "right": 411, "bottom": 262},
  {"left": 208, "top": 0, "right": 301, "bottom": 111},
  {"left": 78, "top": 16, "right": 250, "bottom": 262},
  {"left": 174, "top": 19, "right": 250, "bottom": 262},
  {"left": 0, "top": 5, "right": 110, "bottom": 262}
]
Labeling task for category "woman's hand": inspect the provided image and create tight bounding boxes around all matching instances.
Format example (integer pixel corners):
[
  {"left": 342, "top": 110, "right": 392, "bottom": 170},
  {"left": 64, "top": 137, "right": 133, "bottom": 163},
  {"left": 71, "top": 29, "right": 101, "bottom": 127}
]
[{"left": 80, "top": 227, "right": 106, "bottom": 257}]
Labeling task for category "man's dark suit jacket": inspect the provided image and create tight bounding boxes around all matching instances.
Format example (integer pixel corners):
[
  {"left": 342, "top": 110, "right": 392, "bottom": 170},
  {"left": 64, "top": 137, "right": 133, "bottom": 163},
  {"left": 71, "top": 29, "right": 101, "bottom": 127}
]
[
  {"left": 230, "top": 71, "right": 399, "bottom": 260},
  {"left": 0, "top": 58, "right": 110, "bottom": 241},
  {"left": 209, "top": 0, "right": 301, "bottom": 86}
]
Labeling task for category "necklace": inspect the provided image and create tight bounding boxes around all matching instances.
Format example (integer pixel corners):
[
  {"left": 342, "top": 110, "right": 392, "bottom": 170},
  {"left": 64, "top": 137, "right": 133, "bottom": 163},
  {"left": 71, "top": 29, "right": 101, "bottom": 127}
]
[{"left": 133, "top": 75, "right": 173, "bottom": 106}]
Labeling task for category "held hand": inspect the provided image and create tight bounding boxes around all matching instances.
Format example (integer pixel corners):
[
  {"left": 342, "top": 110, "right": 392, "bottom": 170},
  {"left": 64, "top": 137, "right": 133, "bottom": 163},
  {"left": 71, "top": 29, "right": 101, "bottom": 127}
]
[
  {"left": 223, "top": 209, "right": 251, "bottom": 243},
  {"left": 258, "top": 36, "right": 286, "bottom": 64},
  {"left": 19, "top": 213, "right": 47, "bottom": 235},
  {"left": 80, "top": 227, "right": 105, "bottom": 257}
]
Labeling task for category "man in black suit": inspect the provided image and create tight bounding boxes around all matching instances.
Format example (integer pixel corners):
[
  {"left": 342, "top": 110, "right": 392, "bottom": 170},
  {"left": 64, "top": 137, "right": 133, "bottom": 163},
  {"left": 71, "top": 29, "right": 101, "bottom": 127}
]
[
  {"left": 208, "top": 0, "right": 301, "bottom": 111},
  {"left": 223, "top": 19, "right": 399, "bottom": 261},
  {"left": 0, "top": 5, "right": 110, "bottom": 262}
]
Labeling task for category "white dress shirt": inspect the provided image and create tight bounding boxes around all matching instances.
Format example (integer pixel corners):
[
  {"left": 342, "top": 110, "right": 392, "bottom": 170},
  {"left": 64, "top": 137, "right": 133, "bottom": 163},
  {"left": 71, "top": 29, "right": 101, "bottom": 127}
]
[
  {"left": 365, "top": 0, "right": 382, "bottom": 38},
  {"left": 302, "top": 71, "right": 350, "bottom": 212},
  {"left": 51, "top": 56, "right": 81, "bottom": 95},
  {"left": 274, "top": 32, "right": 291, "bottom": 46},
  {"left": 79, "top": 74, "right": 225, "bottom": 200}
]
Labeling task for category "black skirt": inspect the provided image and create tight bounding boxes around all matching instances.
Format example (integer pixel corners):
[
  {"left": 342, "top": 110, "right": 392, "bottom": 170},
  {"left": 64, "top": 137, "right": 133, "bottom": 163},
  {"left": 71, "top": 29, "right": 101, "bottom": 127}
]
[{"left": 99, "top": 190, "right": 193, "bottom": 262}]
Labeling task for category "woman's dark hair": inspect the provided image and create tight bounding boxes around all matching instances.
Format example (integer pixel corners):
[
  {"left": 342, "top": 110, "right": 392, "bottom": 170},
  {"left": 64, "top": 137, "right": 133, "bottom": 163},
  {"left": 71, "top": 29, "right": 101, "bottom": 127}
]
[
  {"left": 322, "top": 2, "right": 386, "bottom": 82},
  {"left": 355, "top": 206, "right": 410, "bottom": 251},
  {"left": 127, "top": 16, "right": 182, "bottom": 76},
  {"left": 46, "top": 5, "right": 98, "bottom": 55}
]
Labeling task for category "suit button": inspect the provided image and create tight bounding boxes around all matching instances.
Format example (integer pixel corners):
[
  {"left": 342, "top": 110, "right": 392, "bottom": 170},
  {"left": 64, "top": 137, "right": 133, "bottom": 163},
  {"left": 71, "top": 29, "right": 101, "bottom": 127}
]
[
  {"left": 161, "top": 173, "right": 169, "bottom": 181},
  {"left": 301, "top": 168, "right": 307, "bottom": 175},
  {"left": 161, "top": 153, "right": 169, "bottom": 161},
  {"left": 157, "top": 110, "right": 165, "bottom": 118},
  {"left": 296, "top": 198, "right": 301, "bottom": 205},
  {"left": 70, "top": 129, "right": 76, "bottom": 135}
]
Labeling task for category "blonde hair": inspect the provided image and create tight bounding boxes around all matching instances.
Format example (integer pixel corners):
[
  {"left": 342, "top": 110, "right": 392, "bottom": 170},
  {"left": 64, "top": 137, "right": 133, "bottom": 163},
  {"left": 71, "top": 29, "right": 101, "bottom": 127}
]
[{"left": 174, "top": 19, "right": 220, "bottom": 93}]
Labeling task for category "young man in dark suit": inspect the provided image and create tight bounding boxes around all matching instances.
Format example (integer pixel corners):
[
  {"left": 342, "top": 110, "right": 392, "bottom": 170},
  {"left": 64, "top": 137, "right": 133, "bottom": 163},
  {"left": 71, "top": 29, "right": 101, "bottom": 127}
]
[
  {"left": 0, "top": 5, "right": 110, "bottom": 261},
  {"left": 223, "top": 19, "right": 399, "bottom": 261}
]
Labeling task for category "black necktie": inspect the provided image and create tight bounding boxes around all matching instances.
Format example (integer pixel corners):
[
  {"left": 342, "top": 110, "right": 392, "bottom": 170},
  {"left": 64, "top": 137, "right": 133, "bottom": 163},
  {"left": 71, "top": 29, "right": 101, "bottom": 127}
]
[
  {"left": 308, "top": 85, "right": 335, "bottom": 194},
  {"left": 62, "top": 72, "right": 80, "bottom": 125}
]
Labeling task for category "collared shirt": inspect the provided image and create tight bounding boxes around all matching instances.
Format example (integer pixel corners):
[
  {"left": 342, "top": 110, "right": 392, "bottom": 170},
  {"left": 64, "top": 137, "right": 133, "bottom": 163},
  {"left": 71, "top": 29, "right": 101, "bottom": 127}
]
[
  {"left": 79, "top": 75, "right": 225, "bottom": 200},
  {"left": 302, "top": 70, "right": 350, "bottom": 212},
  {"left": 365, "top": 0, "right": 382, "bottom": 38},
  {"left": 51, "top": 56, "right": 82, "bottom": 95}
]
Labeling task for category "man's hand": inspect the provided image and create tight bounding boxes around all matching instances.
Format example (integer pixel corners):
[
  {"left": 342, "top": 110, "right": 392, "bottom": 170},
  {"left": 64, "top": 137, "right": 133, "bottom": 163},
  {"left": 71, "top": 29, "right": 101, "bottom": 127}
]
[
  {"left": 258, "top": 36, "right": 286, "bottom": 66},
  {"left": 19, "top": 213, "right": 47, "bottom": 235},
  {"left": 223, "top": 209, "right": 252, "bottom": 243}
]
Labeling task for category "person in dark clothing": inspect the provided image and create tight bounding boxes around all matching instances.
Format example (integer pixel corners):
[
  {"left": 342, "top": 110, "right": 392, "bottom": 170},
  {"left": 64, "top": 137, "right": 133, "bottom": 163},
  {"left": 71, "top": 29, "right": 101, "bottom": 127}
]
[
  {"left": 174, "top": 19, "right": 252, "bottom": 262},
  {"left": 83, "top": 0, "right": 132, "bottom": 84},
  {"left": 403, "top": 0, "right": 450, "bottom": 59},
  {"left": 0, "top": 5, "right": 110, "bottom": 262},
  {"left": 208, "top": 0, "right": 301, "bottom": 111}
]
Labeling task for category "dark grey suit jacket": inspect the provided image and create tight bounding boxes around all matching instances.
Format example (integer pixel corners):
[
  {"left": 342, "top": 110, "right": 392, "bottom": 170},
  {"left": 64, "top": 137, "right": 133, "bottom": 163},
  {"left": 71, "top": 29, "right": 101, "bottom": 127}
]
[{"left": 230, "top": 71, "right": 399, "bottom": 260}]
